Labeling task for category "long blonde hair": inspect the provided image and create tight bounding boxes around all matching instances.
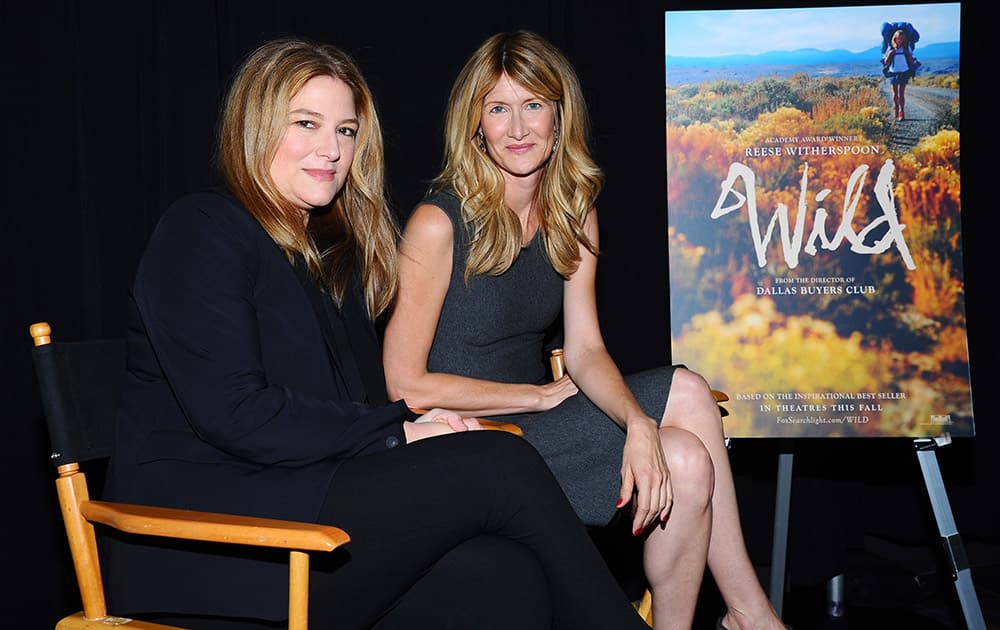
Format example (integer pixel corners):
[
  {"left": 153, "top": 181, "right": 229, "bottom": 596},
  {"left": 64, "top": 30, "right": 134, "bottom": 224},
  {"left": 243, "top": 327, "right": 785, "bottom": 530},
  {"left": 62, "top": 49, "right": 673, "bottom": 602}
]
[
  {"left": 431, "top": 31, "right": 603, "bottom": 282},
  {"left": 218, "top": 37, "right": 397, "bottom": 317}
]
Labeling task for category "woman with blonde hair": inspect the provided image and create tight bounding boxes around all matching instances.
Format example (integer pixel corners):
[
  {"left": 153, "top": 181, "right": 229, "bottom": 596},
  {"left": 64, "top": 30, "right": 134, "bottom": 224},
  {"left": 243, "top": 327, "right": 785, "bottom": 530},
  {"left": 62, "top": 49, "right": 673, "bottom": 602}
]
[
  {"left": 882, "top": 27, "right": 919, "bottom": 120},
  {"left": 384, "top": 30, "right": 789, "bottom": 630},
  {"left": 103, "top": 35, "right": 652, "bottom": 630}
]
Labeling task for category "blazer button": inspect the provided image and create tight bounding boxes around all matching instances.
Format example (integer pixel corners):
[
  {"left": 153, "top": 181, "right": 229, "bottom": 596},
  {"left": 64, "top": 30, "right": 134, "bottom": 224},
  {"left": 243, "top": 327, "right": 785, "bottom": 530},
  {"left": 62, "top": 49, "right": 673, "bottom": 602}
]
[{"left": 385, "top": 435, "right": 400, "bottom": 449}]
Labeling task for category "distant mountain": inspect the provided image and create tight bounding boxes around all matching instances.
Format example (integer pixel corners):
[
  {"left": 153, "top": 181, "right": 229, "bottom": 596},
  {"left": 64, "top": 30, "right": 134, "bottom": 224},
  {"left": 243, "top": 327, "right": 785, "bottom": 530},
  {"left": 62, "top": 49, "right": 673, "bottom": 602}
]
[{"left": 666, "top": 42, "right": 959, "bottom": 67}]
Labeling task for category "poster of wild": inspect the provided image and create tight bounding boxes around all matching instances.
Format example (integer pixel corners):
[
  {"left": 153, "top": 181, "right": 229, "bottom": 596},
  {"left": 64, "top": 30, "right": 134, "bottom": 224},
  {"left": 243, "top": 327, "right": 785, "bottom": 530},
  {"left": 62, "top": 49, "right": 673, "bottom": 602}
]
[{"left": 664, "top": 3, "right": 970, "bottom": 437}]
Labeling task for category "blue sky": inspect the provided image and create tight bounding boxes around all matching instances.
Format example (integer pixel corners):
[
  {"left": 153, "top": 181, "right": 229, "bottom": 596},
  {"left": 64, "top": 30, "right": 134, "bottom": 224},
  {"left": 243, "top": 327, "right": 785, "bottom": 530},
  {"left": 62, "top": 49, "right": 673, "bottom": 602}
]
[{"left": 665, "top": 3, "right": 960, "bottom": 58}]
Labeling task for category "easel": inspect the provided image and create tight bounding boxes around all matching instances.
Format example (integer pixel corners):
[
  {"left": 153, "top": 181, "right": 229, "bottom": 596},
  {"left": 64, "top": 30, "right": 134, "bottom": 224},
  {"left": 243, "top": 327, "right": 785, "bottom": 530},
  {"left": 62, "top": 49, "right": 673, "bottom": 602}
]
[
  {"left": 767, "top": 440, "right": 794, "bottom": 617},
  {"left": 765, "top": 435, "right": 986, "bottom": 630},
  {"left": 914, "top": 435, "right": 986, "bottom": 629}
]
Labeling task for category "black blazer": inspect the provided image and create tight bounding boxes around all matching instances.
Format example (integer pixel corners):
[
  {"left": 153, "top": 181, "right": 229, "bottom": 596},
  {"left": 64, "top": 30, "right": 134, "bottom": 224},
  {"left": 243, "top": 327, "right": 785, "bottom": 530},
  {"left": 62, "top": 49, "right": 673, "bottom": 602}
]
[{"left": 103, "top": 190, "right": 409, "bottom": 620}]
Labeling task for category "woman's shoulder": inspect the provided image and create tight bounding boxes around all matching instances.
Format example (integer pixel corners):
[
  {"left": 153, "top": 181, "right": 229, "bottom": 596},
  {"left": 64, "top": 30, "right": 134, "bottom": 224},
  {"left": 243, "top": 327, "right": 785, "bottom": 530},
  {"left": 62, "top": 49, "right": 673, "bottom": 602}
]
[
  {"left": 145, "top": 188, "right": 270, "bottom": 260},
  {"left": 419, "top": 189, "right": 462, "bottom": 218},
  {"left": 405, "top": 198, "right": 456, "bottom": 244},
  {"left": 410, "top": 188, "right": 465, "bottom": 234},
  {"left": 133, "top": 190, "right": 259, "bottom": 285},
  {"left": 161, "top": 188, "right": 257, "bottom": 229}
]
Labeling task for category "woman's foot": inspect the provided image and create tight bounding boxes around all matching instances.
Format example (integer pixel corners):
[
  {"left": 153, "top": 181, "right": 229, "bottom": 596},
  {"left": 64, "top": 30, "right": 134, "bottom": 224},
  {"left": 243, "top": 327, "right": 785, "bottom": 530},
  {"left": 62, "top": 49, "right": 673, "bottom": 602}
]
[{"left": 716, "top": 610, "right": 791, "bottom": 630}]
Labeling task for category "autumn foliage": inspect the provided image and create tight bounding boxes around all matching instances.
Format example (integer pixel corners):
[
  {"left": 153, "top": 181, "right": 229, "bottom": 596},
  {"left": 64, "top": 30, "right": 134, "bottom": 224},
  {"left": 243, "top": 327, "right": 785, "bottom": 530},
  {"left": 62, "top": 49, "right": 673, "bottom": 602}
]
[{"left": 666, "top": 74, "right": 971, "bottom": 436}]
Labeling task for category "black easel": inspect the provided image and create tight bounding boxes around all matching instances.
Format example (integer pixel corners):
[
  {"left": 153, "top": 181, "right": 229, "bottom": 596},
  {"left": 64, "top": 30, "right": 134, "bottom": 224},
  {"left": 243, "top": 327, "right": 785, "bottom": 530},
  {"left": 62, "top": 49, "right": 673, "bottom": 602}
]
[{"left": 765, "top": 436, "right": 987, "bottom": 630}]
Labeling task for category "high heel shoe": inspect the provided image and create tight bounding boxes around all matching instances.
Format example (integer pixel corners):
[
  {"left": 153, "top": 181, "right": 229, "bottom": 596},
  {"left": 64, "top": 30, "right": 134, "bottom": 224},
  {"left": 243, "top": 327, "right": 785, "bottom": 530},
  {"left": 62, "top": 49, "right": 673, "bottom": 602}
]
[{"left": 715, "top": 618, "right": 793, "bottom": 630}]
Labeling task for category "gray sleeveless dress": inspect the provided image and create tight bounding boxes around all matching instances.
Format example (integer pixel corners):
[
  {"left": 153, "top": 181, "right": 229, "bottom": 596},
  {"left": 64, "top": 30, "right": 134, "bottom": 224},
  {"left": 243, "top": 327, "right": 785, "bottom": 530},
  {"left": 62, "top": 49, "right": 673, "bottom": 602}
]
[{"left": 424, "top": 191, "right": 677, "bottom": 526}]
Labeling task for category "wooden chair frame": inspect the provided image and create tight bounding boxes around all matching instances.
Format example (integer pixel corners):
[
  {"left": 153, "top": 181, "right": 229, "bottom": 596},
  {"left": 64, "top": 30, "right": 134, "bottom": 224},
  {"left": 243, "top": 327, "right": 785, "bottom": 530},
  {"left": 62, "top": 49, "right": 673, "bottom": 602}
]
[{"left": 32, "top": 322, "right": 350, "bottom": 630}]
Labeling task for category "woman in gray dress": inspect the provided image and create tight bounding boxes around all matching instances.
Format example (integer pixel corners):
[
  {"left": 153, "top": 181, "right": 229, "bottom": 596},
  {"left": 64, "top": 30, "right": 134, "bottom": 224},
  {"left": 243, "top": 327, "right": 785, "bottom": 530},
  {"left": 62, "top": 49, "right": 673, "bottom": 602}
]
[{"left": 383, "top": 31, "right": 788, "bottom": 630}]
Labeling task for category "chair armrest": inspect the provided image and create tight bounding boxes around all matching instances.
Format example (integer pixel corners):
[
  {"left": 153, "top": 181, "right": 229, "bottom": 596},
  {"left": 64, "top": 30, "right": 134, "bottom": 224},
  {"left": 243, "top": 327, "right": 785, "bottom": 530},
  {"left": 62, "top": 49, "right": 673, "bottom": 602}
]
[
  {"left": 408, "top": 408, "right": 524, "bottom": 437},
  {"left": 80, "top": 500, "right": 349, "bottom": 552},
  {"left": 551, "top": 348, "right": 730, "bottom": 409},
  {"left": 468, "top": 419, "right": 524, "bottom": 436}
]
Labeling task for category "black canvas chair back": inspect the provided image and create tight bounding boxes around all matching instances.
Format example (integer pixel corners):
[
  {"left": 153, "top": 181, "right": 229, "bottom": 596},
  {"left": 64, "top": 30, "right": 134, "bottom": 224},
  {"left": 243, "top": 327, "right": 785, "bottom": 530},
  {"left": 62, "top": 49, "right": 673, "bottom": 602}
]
[{"left": 32, "top": 327, "right": 125, "bottom": 469}]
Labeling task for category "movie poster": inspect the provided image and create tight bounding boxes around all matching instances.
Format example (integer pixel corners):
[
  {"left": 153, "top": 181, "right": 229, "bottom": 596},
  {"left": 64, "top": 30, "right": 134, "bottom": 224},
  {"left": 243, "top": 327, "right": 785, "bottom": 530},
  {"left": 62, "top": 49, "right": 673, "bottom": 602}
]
[{"left": 664, "top": 3, "right": 971, "bottom": 437}]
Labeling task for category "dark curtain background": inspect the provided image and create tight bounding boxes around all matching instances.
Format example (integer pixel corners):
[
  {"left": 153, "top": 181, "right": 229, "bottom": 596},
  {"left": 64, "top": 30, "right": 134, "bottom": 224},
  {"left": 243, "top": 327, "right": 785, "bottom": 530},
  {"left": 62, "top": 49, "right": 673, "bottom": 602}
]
[{"left": 3, "top": 1, "right": 993, "bottom": 626}]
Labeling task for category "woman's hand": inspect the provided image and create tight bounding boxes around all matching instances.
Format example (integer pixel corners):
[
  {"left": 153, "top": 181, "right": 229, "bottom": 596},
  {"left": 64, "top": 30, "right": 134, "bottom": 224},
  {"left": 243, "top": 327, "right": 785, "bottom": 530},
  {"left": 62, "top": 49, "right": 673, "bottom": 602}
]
[
  {"left": 534, "top": 374, "right": 579, "bottom": 412},
  {"left": 618, "top": 418, "right": 672, "bottom": 535},
  {"left": 403, "top": 408, "right": 484, "bottom": 443}
]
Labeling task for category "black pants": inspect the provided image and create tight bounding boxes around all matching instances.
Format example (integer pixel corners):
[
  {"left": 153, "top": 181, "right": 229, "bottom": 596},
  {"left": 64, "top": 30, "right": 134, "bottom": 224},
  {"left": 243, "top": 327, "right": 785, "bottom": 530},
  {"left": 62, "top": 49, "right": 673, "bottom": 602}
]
[
  {"left": 147, "top": 535, "right": 547, "bottom": 630},
  {"left": 311, "top": 430, "right": 649, "bottom": 630}
]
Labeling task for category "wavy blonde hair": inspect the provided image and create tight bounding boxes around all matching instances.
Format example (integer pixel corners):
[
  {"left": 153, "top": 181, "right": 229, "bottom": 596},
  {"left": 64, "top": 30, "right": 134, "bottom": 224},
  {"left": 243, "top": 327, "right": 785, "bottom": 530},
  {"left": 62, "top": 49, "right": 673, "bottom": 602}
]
[
  {"left": 218, "top": 37, "right": 397, "bottom": 317},
  {"left": 431, "top": 30, "right": 603, "bottom": 282}
]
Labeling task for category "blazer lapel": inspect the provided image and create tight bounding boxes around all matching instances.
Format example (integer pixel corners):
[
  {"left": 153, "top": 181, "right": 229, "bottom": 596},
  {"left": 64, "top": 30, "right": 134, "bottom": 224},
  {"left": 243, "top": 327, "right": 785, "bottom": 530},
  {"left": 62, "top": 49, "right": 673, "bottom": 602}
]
[
  {"left": 290, "top": 258, "right": 367, "bottom": 402},
  {"left": 342, "top": 276, "right": 389, "bottom": 406}
]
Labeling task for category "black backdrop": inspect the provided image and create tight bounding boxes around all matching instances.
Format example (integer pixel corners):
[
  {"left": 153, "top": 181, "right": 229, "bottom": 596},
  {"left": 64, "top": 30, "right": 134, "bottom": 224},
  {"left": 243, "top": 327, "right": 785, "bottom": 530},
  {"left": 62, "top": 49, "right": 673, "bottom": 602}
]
[{"left": 3, "top": 1, "right": 994, "bottom": 626}]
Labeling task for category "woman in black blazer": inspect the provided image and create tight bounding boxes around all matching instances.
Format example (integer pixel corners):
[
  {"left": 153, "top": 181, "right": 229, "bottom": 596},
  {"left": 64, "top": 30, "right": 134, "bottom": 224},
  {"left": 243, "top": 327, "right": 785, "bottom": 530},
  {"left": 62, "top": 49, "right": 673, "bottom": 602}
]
[{"left": 102, "top": 37, "right": 649, "bottom": 629}]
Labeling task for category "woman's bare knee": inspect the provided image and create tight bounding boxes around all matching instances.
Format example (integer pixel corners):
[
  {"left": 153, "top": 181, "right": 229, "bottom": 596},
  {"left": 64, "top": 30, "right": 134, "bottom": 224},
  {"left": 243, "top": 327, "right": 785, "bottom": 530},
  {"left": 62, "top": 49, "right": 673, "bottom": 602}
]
[
  {"left": 664, "top": 368, "right": 724, "bottom": 436},
  {"left": 671, "top": 368, "right": 715, "bottom": 404},
  {"left": 660, "top": 429, "right": 714, "bottom": 509}
]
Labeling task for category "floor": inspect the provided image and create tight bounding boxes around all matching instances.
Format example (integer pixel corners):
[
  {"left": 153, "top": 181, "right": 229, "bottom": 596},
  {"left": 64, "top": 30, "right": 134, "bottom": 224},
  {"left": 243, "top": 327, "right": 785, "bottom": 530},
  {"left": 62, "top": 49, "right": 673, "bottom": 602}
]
[{"left": 691, "top": 536, "right": 1000, "bottom": 630}]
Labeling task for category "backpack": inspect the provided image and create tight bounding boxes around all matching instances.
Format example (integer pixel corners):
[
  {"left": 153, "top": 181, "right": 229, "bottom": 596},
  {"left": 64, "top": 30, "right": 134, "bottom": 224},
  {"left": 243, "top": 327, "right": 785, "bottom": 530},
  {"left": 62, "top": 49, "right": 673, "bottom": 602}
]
[{"left": 881, "top": 21, "right": 920, "bottom": 53}]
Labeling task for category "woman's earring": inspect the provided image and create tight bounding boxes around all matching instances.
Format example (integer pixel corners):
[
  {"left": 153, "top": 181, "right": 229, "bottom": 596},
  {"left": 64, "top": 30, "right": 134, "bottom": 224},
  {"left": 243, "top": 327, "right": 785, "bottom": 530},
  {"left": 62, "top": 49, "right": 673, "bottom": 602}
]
[
  {"left": 552, "top": 129, "right": 560, "bottom": 152},
  {"left": 476, "top": 128, "right": 486, "bottom": 152}
]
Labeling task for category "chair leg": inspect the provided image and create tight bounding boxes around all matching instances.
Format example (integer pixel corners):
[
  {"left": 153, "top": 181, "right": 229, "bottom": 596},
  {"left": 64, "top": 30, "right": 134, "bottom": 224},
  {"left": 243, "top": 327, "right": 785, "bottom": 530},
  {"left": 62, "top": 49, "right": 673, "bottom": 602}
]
[
  {"left": 288, "top": 551, "right": 310, "bottom": 630},
  {"left": 637, "top": 588, "right": 653, "bottom": 626}
]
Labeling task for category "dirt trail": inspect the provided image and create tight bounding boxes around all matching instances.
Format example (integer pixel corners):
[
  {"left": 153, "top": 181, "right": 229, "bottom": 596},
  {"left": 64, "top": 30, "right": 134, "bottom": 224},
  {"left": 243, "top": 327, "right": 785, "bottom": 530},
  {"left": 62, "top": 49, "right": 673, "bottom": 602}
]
[{"left": 884, "top": 84, "right": 958, "bottom": 153}]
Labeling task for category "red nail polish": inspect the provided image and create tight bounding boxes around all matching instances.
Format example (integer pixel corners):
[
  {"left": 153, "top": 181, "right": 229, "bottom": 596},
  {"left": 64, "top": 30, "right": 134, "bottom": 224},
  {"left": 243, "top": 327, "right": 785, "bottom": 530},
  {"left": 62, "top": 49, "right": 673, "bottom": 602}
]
[
  {"left": 634, "top": 527, "right": 643, "bottom": 536},
  {"left": 661, "top": 514, "right": 668, "bottom": 523},
  {"left": 616, "top": 498, "right": 624, "bottom": 508}
]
